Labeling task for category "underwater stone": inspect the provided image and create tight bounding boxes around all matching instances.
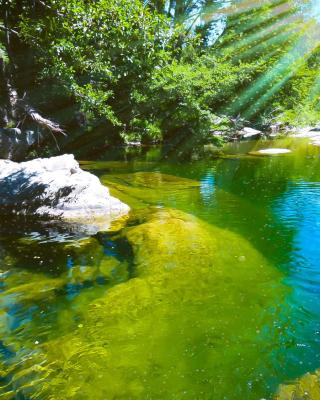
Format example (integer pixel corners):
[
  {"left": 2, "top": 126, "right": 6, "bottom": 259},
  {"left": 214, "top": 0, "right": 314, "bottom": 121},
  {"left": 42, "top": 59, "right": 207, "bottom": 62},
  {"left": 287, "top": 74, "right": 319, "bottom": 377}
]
[
  {"left": 101, "top": 171, "right": 201, "bottom": 209},
  {"left": 0, "top": 154, "right": 130, "bottom": 229},
  {"left": 9, "top": 208, "right": 287, "bottom": 400},
  {"left": 123, "top": 207, "right": 219, "bottom": 276},
  {"left": 275, "top": 370, "right": 320, "bottom": 399}
]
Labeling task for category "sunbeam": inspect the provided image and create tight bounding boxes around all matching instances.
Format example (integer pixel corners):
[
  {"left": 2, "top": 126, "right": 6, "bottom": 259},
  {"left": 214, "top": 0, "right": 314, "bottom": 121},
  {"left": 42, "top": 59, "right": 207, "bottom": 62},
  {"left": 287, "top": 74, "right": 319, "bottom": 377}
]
[{"left": 204, "top": 0, "right": 320, "bottom": 119}]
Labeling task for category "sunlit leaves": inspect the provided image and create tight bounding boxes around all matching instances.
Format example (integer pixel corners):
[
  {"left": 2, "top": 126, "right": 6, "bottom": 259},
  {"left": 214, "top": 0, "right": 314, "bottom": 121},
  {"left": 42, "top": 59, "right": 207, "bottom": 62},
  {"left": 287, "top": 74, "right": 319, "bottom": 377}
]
[
  {"left": 19, "top": 0, "right": 171, "bottom": 127},
  {"left": 214, "top": 0, "right": 320, "bottom": 124}
]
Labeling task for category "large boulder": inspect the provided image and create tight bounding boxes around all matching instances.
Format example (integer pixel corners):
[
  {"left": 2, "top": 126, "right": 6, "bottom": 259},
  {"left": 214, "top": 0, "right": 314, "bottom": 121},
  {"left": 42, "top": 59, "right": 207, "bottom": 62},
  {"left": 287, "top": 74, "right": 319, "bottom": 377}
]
[
  {"left": 0, "top": 154, "right": 130, "bottom": 230},
  {"left": 2, "top": 208, "right": 287, "bottom": 400}
]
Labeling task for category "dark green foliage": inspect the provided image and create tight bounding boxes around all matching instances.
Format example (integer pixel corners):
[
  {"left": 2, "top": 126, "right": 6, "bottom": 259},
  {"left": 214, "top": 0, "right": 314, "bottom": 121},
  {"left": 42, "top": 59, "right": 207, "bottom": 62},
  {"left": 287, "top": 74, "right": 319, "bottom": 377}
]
[
  {"left": 20, "top": 0, "right": 171, "bottom": 126},
  {"left": 1, "top": 0, "right": 320, "bottom": 153},
  {"left": 129, "top": 53, "right": 251, "bottom": 143}
]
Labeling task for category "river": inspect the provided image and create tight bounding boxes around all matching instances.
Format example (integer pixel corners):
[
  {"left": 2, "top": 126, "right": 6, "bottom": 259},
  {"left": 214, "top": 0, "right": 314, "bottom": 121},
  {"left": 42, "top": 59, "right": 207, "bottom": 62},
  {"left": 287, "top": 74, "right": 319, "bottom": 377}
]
[{"left": 1, "top": 136, "right": 320, "bottom": 399}]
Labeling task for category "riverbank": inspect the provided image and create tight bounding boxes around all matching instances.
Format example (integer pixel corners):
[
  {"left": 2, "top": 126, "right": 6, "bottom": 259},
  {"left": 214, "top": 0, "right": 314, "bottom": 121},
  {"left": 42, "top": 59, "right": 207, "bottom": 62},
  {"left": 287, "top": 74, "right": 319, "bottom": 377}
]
[{"left": 2, "top": 121, "right": 320, "bottom": 162}]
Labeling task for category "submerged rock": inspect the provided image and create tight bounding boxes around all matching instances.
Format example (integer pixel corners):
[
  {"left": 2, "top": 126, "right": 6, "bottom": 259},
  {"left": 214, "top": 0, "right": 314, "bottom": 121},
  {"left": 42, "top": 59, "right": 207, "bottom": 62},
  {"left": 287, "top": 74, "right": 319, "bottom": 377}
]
[
  {"left": 5, "top": 208, "right": 287, "bottom": 400},
  {"left": 106, "top": 171, "right": 200, "bottom": 190},
  {"left": 275, "top": 370, "right": 320, "bottom": 399},
  {"left": 0, "top": 235, "right": 130, "bottom": 303},
  {"left": 0, "top": 154, "right": 129, "bottom": 230},
  {"left": 101, "top": 171, "right": 200, "bottom": 208},
  {"left": 123, "top": 207, "right": 219, "bottom": 276}
]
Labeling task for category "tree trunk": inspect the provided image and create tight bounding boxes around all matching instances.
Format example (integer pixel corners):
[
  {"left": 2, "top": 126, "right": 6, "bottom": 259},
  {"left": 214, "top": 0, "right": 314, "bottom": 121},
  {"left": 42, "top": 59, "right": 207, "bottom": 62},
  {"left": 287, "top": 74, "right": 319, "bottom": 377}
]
[{"left": 0, "top": 1, "right": 19, "bottom": 127}]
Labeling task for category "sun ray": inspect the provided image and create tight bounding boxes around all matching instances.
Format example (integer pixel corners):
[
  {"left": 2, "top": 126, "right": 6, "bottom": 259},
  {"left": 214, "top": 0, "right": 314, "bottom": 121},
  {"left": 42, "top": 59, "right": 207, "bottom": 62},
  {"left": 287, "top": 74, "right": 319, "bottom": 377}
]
[
  {"left": 234, "top": 22, "right": 320, "bottom": 118},
  {"left": 201, "top": 0, "right": 320, "bottom": 121},
  {"left": 222, "top": 11, "right": 302, "bottom": 59}
]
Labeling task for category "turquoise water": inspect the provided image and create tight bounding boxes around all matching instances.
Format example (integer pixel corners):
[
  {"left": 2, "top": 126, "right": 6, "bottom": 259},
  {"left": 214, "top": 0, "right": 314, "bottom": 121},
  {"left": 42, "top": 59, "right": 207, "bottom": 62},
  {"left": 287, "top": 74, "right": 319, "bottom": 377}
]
[{"left": 1, "top": 137, "right": 320, "bottom": 399}]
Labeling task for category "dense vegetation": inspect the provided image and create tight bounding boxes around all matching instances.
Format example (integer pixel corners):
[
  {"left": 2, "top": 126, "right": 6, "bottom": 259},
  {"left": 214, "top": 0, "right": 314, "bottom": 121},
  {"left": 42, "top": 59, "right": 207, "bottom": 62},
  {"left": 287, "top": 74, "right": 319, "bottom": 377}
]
[{"left": 1, "top": 0, "right": 320, "bottom": 156}]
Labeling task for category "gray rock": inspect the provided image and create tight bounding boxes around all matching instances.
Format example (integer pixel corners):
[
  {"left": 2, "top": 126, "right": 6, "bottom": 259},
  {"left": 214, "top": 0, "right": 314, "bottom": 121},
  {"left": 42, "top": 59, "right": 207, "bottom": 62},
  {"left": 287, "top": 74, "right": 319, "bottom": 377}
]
[
  {"left": 0, "top": 128, "right": 38, "bottom": 160},
  {"left": 238, "top": 127, "right": 263, "bottom": 140},
  {"left": 269, "top": 123, "right": 282, "bottom": 134},
  {"left": 310, "top": 126, "right": 320, "bottom": 132},
  {"left": 291, "top": 126, "right": 320, "bottom": 135},
  {"left": 0, "top": 154, "right": 130, "bottom": 231}
]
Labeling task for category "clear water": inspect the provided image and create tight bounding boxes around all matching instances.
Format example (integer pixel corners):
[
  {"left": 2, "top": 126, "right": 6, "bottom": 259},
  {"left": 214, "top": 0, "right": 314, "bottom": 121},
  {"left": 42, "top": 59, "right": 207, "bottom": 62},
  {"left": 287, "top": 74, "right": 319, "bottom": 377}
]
[{"left": 1, "top": 137, "right": 320, "bottom": 399}]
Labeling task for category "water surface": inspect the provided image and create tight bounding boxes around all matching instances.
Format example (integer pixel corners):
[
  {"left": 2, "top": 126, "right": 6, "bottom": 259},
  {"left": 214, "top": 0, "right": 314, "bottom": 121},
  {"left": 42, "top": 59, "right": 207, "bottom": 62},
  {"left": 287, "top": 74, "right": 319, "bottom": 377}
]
[{"left": 1, "top": 137, "right": 320, "bottom": 399}]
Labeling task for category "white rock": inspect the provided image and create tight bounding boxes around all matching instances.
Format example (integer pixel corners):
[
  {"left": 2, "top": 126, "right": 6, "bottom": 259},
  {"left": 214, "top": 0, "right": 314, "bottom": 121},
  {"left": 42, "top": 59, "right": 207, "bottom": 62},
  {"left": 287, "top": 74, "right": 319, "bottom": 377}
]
[
  {"left": 0, "top": 128, "right": 37, "bottom": 160},
  {"left": 292, "top": 129, "right": 320, "bottom": 138},
  {"left": 311, "top": 139, "right": 320, "bottom": 146},
  {"left": 254, "top": 148, "right": 292, "bottom": 155},
  {"left": 0, "top": 155, "right": 130, "bottom": 229},
  {"left": 239, "top": 127, "right": 263, "bottom": 140}
]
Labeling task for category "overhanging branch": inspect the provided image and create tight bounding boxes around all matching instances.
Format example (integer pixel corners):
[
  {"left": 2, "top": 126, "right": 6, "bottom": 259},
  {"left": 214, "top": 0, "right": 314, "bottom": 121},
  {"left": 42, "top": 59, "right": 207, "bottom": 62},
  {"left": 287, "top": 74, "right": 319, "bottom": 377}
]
[
  {"left": 36, "top": 0, "right": 64, "bottom": 17},
  {"left": 0, "top": 25, "right": 19, "bottom": 36},
  {"left": 24, "top": 105, "right": 66, "bottom": 136}
]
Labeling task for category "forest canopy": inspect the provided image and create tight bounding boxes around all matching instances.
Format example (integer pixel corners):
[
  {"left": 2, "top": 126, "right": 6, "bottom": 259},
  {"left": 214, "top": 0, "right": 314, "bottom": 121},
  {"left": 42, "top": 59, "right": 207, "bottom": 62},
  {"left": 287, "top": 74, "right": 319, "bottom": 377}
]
[{"left": 1, "top": 0, "right": 320, "bottom": 153}]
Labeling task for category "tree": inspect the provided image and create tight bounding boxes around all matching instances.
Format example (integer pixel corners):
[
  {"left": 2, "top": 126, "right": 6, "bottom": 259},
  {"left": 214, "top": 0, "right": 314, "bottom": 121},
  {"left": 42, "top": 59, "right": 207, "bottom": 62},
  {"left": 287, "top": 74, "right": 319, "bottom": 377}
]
[
  {"left": 212, "top": 0, "right": 320, "bottom": 125},
  {"left": 2, "top": 0, "right": 320, "bottom": 158},
  {"left": 19, "top": 0, "right": 171, "bottom": 134},
  {"left": 0, "top": 0, "right": 67, "bottom": 143}
]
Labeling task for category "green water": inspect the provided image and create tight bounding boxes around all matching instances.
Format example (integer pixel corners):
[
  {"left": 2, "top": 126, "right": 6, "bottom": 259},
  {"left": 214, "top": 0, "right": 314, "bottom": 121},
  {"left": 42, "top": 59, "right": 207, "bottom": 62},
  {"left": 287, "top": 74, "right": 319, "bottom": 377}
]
[{"left": 1, "top": 137, "right": 320, "bottom": 399}]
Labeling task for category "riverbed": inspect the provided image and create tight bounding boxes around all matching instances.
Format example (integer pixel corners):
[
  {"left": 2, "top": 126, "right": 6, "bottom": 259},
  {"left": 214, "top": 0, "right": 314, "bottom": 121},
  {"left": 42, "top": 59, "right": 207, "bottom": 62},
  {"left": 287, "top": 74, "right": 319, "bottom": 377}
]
[{"left": 1, "top": 136, "right": 320, "bottom": 399}]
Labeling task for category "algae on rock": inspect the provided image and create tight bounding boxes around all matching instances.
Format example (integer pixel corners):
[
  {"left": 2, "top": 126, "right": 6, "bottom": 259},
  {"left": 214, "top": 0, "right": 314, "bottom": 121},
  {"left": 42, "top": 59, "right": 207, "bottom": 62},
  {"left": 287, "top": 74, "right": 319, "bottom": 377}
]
[
  {"left": 101, "top": 171, "right": 201, "bottom": 209},
  {"left": 275, "top": 370, "right": 320, "bottom": 400},
  {"left": 1, "top": 208, "right": 289, "bottom": 400}
]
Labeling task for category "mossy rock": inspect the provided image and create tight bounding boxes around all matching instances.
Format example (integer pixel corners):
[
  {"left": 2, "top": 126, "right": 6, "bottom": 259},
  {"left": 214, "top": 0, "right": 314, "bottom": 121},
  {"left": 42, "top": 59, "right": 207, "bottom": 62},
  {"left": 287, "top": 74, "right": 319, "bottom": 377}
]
[
  {"left": 0, "top": 269, "right": 67, "bottom": 305},
  {"left": 101, "top": 172, "right": 200, "bottom": 209},
  {"left": 275, "top": 371, "right": 320, "bottom": 399},
  {"left": 1, "top": 208, "right": 287, "bottom": 400},
  {"left": 106, "top": 172, "right": 200, "bottom": 189}
]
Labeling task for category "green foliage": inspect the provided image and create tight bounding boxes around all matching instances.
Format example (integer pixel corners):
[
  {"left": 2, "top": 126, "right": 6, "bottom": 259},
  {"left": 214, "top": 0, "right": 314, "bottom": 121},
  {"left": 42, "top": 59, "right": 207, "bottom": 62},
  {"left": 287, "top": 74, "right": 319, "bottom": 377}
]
[
  {"left": 20, "top": 0, "right": 171, "bottom": 127},
  {"left": 3, "top": 0, "right": 320, "bottom": 149},
  {"left": 214, "top": 0, "right": 320, "bottom": 126},
  {"left": 0, "top": 43, "right": 8, "bottom": 63},
  {"left": 129, "top": 53, "right": 252, "bottom": 143}
]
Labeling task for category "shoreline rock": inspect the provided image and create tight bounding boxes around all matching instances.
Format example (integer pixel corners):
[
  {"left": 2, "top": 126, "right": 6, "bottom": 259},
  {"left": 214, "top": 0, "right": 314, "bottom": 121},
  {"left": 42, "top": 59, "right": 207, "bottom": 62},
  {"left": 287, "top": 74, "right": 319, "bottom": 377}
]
[
  {"left": 238, "top": 127, "right": 263, "bottom": 140},
  {"left": 249, "top": 148, "right": 292, "bottom": 156},
  {"left": 0, "top": 154, "right": 130, "bottom": 231},
  {"left": 0, "top": 128, "right": 37, "bottom": 161}
]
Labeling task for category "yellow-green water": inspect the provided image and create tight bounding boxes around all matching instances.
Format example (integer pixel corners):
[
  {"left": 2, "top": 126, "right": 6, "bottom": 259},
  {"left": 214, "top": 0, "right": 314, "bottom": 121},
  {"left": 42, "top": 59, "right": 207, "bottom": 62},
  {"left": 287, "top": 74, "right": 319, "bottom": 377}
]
[{"left": 1, "top": 137, "right": 320, "bottom": 399}]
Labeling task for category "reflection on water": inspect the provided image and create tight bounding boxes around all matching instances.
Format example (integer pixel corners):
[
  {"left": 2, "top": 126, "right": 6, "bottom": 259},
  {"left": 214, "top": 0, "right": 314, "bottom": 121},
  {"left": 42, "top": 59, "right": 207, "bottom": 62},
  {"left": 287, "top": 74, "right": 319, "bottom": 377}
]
[
  {"left": 200, "top": 171, "right": 216, "bottom": 203},
  {"left": 1, "top": 137, "right": 320, "bottom": 399}
]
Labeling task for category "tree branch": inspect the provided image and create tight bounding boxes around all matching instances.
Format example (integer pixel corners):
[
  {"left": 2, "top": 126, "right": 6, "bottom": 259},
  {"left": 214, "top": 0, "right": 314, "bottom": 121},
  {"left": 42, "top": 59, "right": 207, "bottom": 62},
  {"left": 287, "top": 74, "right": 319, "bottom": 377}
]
[
  {"left": 25, "top": 105, "right": 66, "bottom": 136},
  {"left": 36, "top": 0, "right": 64, "bottom": 17},
  {"left": 0, "top": 25, "right": 19, "bottom": 37}
]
